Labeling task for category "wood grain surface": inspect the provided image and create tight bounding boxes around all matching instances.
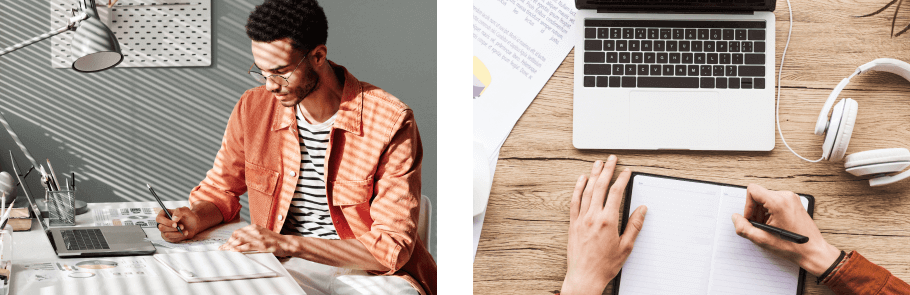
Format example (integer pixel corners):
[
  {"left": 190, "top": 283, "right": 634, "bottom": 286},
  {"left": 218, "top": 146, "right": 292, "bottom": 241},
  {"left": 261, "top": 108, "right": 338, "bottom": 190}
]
[{"left": 473, "top": 0, "right": 910, "bottom": 294}]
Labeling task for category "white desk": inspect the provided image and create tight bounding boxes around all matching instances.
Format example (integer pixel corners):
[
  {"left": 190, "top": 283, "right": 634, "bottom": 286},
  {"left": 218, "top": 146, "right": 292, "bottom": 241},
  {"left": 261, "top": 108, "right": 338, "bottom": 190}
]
[{"left": 9, "top": 201, "right": 306, "bottom": 295}]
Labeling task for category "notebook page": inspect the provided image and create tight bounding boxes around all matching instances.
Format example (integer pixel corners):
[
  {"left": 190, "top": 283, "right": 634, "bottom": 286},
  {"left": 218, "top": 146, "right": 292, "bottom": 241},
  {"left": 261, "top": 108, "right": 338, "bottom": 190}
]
[
  {"left": 618, "top": 175, "right": 721, "bottom": 295},
  {"left": 705, "top": 187, "right": 808, "bottom": 295}
]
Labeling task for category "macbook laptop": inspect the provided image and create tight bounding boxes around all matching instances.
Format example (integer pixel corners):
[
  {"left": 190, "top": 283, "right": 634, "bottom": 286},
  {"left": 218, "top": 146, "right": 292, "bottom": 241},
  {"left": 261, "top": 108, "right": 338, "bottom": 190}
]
[
  {"left": 10, "top": 153, "right": 157, "bottom": 257},
  {"left": 573, "top": 0, "right": 776, "bottom": 151}
]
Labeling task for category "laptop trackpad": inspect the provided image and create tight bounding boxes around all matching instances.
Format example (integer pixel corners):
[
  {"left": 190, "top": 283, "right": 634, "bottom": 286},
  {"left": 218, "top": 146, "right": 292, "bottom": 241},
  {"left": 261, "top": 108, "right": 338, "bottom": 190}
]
[{"left": 628, "top": 91, "right": 719, "bottom": 149}]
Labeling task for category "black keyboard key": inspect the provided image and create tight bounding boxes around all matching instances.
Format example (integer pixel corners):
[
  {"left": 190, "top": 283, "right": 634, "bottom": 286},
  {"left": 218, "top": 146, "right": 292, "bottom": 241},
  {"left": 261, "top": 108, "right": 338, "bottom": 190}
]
[
  {"left": 648, "top": 28, "right": 659, "bottom": 39},
  {"left": 732, "top": 54, "right": 743, "bottom": 64},
  {"left": 675, "top": 65, "right": 687, "bottom": 76},
  {"left": 654, "top": 40, "right": 665, "bottom": 51},
  {"left": 682, "top": 53, "right": 693, "bottom": 64},
  {"left": 604, "top": 40, "right": 616, "bottom": 51},
  {"left": 694, "top": 53, "right": 705, "bottom": 64},
  {"left": 623, "top": 28, "right": 634, "bottom": 39},
  {"left": 723, "top": 29, "right": 734, "bottom": 40},
  {"left": 657, "top": 53, "right": 668, "bottom": 63},
  {"left": 685, "top": 29, "right": 697, "bottom": 39},
  {"left": 754, "top": 41, "right": 765, "bottom": 53},
  {"left": 716, "top": 77, "right": 727, "bottom": 88},
  {"left": 741, "top": 78, "right": 753, "bottom": 89},
  {"left": 713, "top": 65, "right": 724, "bottom": 76},
  {"left": 669, "top": 53, "right": 680, "bottom": 63},
  {"left": 609, "top": 76, "right": 621, "bottom": 87},
  {"left": 584, "top": 76, "right": 596, "bottom": 87},
  {"left": 754, "top": 77, "right": 765, "bottom": 89},
  {"left": 698, "top": 29, "right": 709, "bottom": 40},
  {"left": 641, "top": 40, "right": 652, "bottom": 51},
  {"left": 744, "top": 54, "right": 764, "bottom": 64},
  {"left": 704, "top": 41, "right": 715, "bottom": 52},
  {"left": 638, "top": 65, "right": 649, "bottom": 75},
  {"left": 585, "top": 40, "right": 602, "bottom": 51},
  {"left": 748, "top": 29, "right": 766, "bottom": 40},
  {"left": 619, "top": 52, "right": 630, "bottom": 63},
  {"left": 726, "top": 65, "right": 737, "bottom": 76},
  {"left": 729, "top": 77, "right": 740, "bottom": 89},
  {"left": 701, "top": 77, "right": 715, "bottom": 88},
  {"left": 597, "top": 28, "right": 609, "bottom": 39},
  {"left": 612, "top": 64, "right": 623, "bottom": 75},
  {"left": 585, "top": 52, "right": 605, "bottom": 63},
  {"left": 650, "top": 65, "right": 661, "bottom": 75},
  {"left": 586, "top": 28, "right": 596, "bottom": 39},
  {"left": 622, "top": 76, "right": 636, "bottom": 87},
  {"left": 739, "top": 65, "right": 764, "bottom": 76},
  {"left": 720, "top": 53, "right": 731, "bottom": 64},
  {"left": 742, "top": 42, "right": 753, "bottom": 53},
  {"left": 692, "top": 41, "right": 703, "bottom": 52},
  {"left": 607, "top": 52, "right": 618, "bottom": 63},
  {"left": 700, "top": 65, "right": 712, "bottom": 76},
  {"left": 667, "top": 41, "right": 678, "bottom": 51},
  {"left": 585, "top": 64, "right": 612, "bottom": 75},
  {"left": 679, "top": 41, "right": 690, "bottom": 51},
  {"left": 673, "top": 29, "right": 684, "bottom": 39},
  {"left": 638, "top": 77, "right": 699, "bottom": 88},
  {"left": 735, "top": 29, "right": 747, "bottom": 40},
  {"left": 629, "top": 40, "right": 640, "bottom": 51},
  {"left": 729, "top": 41, "right": 740, "bottom": 52},
  {"left": 710, "top": 29, "right": 722, "bottom": 40},
  {"left": 632, "top": 52, "right": 643, "bottom": 63},
  {"left": 596, "top": 76, "right": 609, "bottom": 87},
  {"left": 644, "top": 52, "right": 655, "bottom": 63},
  {"left": 617, "top": 40, "right": 628, "bottom": 51},
  {"left": 610, "top": 28, "right": 622, "bottom": 39},
  {"left": 716, "top": 41, "right": 727, "bottom": 52},
  {"left": 625, "top": 64, "right": 636, "bottom": 75},
  {"left": 660, "top": 29, "right": 672, "bottom": 39},
  {"left": 662, "top": 65, "right": 674, "bottom": 75},
  {"left": 688, "top": 65, "right": 699, "bottom": 76},
  {"left": 707, "top": 53, "right": 718, "bottom": 64},
  {"left": 635, "top": 28, "right": 647, "bottom": 39}
]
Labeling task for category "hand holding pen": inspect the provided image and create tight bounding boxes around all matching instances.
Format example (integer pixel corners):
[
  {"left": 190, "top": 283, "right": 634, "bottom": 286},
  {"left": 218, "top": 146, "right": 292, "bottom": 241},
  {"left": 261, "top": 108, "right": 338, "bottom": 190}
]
[{"left": 148, "top": 185, "right": 205, "bottom": 242}]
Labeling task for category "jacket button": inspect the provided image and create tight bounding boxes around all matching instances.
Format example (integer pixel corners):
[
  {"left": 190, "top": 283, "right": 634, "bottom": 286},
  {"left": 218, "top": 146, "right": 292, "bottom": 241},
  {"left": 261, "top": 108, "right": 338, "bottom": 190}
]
[
  {"left": 278, "top": 215, "right": 283, "bottom": 221},
  {"left": 290, "top": 171, "right": 296, "bottom": 177}
]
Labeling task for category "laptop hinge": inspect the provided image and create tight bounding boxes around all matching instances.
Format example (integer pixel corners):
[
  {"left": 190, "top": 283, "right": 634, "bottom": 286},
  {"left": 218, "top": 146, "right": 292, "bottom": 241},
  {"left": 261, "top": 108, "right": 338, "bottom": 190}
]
[{"left": 596, "top": 9, "right": 755, "bottom": 15}]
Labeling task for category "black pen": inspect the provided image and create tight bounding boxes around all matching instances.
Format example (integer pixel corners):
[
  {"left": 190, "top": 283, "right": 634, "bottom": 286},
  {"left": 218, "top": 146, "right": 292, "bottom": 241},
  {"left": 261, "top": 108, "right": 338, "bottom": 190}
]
[
  {"left": 146, "top": 184, "right": 184, "bottom": 235},
  {"left": 750, "top": 221, "right": 808, "bottom": 244}
]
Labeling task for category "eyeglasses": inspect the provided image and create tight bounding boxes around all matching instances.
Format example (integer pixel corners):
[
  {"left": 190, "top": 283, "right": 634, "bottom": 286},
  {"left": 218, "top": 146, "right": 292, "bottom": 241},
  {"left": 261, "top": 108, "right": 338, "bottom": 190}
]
[{"left": 248, "top": 54, "right": 306, "bottom": 86}]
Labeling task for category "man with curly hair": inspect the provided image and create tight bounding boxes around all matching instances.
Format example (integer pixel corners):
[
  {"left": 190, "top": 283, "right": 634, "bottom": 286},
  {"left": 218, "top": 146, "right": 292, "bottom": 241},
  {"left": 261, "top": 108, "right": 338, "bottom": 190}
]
[{"left": 154, "top": 0, "right": 436, "bottom": 294}]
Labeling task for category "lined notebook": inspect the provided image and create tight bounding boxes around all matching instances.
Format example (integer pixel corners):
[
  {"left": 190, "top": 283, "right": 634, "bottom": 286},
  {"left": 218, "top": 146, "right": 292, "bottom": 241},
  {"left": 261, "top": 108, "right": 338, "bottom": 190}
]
[
  {"left": 615, "top": 173, "right": 813, "bottom": 295},
  {"left": 154, "top": 251, "right": 279, "bottom": 283}
]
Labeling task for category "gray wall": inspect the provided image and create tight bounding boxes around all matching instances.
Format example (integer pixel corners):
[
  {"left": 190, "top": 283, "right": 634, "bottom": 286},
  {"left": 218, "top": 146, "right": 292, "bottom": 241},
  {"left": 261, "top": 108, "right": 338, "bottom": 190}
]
[{"left": 0, "top": 0, "right": 436, "bottom": 257}]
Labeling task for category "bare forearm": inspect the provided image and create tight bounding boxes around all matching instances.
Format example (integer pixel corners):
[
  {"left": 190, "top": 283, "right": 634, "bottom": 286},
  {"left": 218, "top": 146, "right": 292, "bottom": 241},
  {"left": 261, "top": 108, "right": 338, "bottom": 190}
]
[
  {"left": 286, "top": 237, "right": 390, "bottom": 272},
  {"left": 190, "top": 200, "right": 223, "bottom": 231}
]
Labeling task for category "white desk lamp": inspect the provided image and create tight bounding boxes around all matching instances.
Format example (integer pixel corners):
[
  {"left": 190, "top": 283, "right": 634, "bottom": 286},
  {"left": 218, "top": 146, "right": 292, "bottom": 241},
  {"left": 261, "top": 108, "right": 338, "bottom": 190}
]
[{"left": 0, "top": 0, "right": 122, "bottom": 72}]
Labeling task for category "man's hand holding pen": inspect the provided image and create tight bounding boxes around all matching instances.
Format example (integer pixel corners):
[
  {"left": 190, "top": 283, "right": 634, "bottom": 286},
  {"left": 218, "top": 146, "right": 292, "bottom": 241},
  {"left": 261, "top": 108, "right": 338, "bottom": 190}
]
[{"left": 155, "top": 206, "right": 201, "bottom": 242}]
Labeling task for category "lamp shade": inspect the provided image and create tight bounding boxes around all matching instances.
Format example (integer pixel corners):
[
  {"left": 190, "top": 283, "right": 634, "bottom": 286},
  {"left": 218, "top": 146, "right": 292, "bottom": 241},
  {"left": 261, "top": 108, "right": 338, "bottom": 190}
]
[{"left": 71, "top": 0, "right": 122, "bottom": 72}]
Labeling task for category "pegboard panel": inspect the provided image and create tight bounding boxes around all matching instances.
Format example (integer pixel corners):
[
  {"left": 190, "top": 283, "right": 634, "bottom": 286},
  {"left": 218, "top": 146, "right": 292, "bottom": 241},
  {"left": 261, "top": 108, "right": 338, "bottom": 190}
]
[{"left": 51, "top": 0, "right": 212, "bottom": 68}]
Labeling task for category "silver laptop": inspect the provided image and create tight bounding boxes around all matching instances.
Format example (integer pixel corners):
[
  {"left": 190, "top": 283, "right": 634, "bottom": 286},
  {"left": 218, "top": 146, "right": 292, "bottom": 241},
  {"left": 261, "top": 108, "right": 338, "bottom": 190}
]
[
  {"left": 10, "top": 153, "right": 157, "bottom": 257},
  {"left": 573, "top": 0, "right": 776, "bottom": 151}
]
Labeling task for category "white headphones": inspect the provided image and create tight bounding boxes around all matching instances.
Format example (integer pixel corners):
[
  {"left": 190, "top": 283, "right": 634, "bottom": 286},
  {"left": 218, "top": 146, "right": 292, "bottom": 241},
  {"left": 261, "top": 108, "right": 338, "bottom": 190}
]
[{"left": 814, "top": 58, "right": 910, "bottom": 186}]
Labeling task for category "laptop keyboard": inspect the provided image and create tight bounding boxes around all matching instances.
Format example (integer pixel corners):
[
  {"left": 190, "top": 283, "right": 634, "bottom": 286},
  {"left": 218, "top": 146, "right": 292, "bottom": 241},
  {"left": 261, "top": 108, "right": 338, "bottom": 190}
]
[
  {"left": 583, "top": 20, "right": 767, "bottom": 89},
  {"left": 62, "top": 229, "right": 111, "bottom": 250}
]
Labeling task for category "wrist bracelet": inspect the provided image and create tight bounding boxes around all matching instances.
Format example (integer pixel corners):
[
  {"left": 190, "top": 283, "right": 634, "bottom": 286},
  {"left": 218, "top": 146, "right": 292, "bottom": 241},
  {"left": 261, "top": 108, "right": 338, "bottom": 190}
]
[{"left": 816, "top": 250, "right": 846, "bottom": 285}]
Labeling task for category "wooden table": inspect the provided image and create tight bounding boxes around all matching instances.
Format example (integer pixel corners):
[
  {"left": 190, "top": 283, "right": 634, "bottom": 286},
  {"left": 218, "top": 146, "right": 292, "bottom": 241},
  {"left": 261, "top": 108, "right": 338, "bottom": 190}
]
[{"left": 473, "top": 0, "right": 910, "bottom": 294}]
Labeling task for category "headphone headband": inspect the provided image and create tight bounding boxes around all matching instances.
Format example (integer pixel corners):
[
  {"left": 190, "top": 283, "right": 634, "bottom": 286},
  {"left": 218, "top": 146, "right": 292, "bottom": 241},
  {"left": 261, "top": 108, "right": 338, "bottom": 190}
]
[{"left": 815, "top": 58, "right": 910, "bottom": 135}]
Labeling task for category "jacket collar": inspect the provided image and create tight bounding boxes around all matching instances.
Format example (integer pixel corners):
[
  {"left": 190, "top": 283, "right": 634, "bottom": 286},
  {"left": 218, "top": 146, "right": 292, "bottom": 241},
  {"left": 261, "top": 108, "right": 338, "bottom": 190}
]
[{"left": 271, "top": 60, "right": 363, "bottom": 136}]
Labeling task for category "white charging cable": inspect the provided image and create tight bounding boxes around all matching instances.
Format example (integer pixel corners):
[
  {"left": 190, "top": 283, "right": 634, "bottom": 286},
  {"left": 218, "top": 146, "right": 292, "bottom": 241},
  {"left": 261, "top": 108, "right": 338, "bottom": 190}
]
[{"left": 776, "top": 0, "right": 824, "bottom": 162}]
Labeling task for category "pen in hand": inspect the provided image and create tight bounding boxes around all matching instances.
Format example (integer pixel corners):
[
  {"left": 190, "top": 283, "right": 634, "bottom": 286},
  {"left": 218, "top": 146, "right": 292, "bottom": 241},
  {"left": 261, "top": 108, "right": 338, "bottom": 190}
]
[
  {"left": 146, "top": 184, "right": 184, "bottom": 235},
  {"left": 750, "top": 221, "right": 808, "bottom": 244}
]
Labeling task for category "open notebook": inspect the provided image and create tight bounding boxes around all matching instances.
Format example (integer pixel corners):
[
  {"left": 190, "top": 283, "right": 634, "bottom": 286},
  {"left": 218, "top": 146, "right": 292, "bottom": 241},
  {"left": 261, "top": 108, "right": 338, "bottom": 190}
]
[{"left": 615, "top": 173, "right": 813, "bottom": 295}]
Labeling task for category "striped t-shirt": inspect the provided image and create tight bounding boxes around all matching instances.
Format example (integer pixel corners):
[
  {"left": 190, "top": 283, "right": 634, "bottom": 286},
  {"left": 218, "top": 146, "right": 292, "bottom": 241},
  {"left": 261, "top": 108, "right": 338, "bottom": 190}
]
[{"left": 280, "top": 106, "right": 340, "bottom": 239}]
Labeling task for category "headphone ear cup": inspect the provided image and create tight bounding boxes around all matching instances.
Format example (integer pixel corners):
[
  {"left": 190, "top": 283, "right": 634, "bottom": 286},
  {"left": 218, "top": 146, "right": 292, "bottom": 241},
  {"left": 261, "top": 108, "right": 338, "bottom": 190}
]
[
  {"left": 829, "top": 98, "right": 857, "bottom": 161},
  {"left": 822, "top": 99, "right": 846, "bottom": 160},
  {"left": 845, "top": 148, "right": 910, "bottom": 176}
]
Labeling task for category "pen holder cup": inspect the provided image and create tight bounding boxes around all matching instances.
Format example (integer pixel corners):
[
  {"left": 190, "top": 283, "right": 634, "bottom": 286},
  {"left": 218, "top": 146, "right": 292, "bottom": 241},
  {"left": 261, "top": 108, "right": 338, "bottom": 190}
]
[{"left": 46, "top": 189, "right": 76, "bottom": 226}]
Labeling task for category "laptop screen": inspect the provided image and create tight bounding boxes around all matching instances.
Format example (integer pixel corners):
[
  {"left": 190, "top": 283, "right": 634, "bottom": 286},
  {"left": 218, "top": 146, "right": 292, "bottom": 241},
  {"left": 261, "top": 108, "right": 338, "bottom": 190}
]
[{"left": 576, "top": 0, "right": 775, "bottom": 12}]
